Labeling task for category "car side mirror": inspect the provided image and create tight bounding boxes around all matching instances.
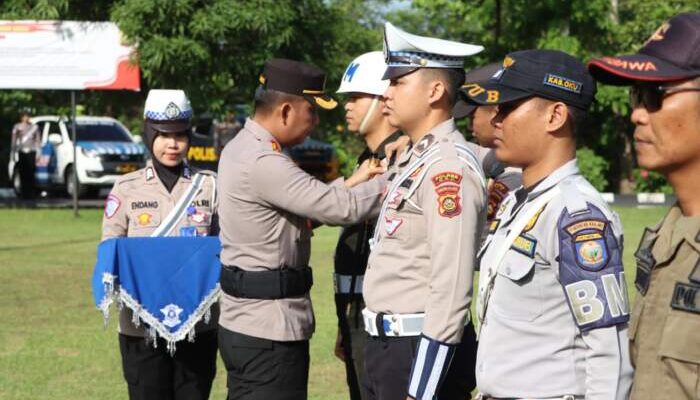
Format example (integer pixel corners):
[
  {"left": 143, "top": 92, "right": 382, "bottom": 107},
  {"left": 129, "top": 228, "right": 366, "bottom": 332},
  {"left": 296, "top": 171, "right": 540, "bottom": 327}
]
[{"left": 48, "top": 133, "right": 63, "bottom": 145}]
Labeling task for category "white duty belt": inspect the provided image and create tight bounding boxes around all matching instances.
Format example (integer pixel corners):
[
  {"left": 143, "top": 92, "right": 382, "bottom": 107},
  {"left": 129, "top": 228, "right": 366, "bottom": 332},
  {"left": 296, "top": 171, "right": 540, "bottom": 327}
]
[
  {"left": 362, "top": 308, "right": 425, "bottom": 337},
  {"left": 363, "top": 308, "right": 471, "bottom": 337},
  {"left": 475, "top": 394, "right": 579, "bottom": 400}
]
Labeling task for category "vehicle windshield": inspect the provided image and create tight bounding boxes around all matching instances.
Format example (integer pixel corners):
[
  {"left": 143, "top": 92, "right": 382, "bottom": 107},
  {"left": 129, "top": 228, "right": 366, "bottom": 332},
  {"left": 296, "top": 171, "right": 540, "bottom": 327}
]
[{"left": 69, "top": 120, "right": 132, "bottom": 142}]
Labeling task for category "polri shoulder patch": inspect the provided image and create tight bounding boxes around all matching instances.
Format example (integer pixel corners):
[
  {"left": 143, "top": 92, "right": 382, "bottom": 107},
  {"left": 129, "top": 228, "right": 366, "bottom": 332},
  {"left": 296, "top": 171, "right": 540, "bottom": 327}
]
[
  {"left": 432, "top": 171, "right": 462, "bottom": 187},
  {"left": 437, "top": 190, "right": 461, "bottom": 218},
  {"left": 432, "top": 171, "right": 462, "bottom": 218}
]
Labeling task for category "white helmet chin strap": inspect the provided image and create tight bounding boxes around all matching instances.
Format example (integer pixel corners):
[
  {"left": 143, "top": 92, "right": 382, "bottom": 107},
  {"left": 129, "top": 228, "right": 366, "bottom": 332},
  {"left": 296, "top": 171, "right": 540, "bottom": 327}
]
[{"left": 358, "top": 96, "right": 381, "bottom": 135}]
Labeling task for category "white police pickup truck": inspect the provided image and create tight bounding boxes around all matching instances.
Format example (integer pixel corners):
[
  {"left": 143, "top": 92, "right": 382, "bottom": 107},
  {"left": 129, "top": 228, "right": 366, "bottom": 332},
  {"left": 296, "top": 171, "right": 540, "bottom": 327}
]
[{"left": 8, "top": 116, "right": 146, "bottom": 198}]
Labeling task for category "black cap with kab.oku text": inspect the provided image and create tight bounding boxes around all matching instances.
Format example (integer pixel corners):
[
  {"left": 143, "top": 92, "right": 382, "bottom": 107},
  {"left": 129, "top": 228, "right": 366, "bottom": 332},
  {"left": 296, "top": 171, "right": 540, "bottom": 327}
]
[
  {"left": 462, "top": 49, "right": 596, "bottom": 110},
  {"left": 588, "top": 12, "right": 700, "bottom": 85},
  {"left": 259, "top": 58, "right": 338, "bottom": 110}
]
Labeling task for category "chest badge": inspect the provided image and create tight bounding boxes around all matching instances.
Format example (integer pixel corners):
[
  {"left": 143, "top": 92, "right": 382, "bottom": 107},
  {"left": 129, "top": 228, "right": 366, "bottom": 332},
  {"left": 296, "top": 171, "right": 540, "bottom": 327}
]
[
  {"left": 271, "top": 140, "right": 281, "bottom": 152},
  {"left": 384, "top": 217, "right": 403, "bottom": 236},
  {"left": 137, "top": 212, "right": 153, "bottom": 226}
]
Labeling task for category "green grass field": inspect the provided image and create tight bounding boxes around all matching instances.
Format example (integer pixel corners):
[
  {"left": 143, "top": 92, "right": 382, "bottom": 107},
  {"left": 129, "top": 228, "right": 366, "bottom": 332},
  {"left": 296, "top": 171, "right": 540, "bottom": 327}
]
[{"left": 0, "top": 206, "right": 667, "bottom": 399}]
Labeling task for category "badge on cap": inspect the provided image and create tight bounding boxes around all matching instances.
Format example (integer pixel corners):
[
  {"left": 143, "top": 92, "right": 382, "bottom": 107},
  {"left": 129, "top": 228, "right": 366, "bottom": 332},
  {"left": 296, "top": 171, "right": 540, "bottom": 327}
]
[
  {"left": 645, "top": 22, "right": 671, "bottom": 44},
  {"left": 164, "top": 102, "right": 182, "bottom": 119},
  {"left": 259, "top": 58, "right": 338, "bottom": 110},
  {"left": 382, "top": 22, "right": 484, "bottom": 79},
  {"left": 144, "top": 89, "right": 193, "bottom": 121}
]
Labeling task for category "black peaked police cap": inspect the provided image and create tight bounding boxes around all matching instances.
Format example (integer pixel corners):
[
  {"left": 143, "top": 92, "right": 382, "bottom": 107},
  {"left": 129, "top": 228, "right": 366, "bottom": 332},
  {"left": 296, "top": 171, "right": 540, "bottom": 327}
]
[
  {"left": 462, "top": 49, "right": 596, "bottom": 110},
  {"left": 259, "top": 58, "right": 337, "bottom": 110},
  {"left": 453, "top": 62, "right": 502, "bottom": 119}
]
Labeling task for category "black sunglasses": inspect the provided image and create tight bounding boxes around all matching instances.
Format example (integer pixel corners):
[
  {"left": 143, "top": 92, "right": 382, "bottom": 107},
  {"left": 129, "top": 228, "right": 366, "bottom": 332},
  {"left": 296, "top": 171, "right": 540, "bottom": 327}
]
[
  {"left": 494, "top": 97, "right": 532, "bottom": 119},
  {"left": 629, "top": 84, "right": 700, "bottom": 112}
]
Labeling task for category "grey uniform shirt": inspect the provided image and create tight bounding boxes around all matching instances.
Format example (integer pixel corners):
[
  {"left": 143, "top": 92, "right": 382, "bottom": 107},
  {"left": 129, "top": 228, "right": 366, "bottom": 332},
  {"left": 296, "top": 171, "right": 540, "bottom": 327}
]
[
  {"left": 476, "top": 160, "right": 633, "bottom": 399},
  {"left": 217, "top": 118, "right": 385, "bottom": 342}
]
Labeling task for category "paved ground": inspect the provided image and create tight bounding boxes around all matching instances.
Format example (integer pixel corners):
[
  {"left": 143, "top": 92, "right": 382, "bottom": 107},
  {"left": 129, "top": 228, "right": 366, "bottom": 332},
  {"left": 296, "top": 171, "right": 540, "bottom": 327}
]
[{"left": 0, "top": 188, "right": 107, "bottom": 209}]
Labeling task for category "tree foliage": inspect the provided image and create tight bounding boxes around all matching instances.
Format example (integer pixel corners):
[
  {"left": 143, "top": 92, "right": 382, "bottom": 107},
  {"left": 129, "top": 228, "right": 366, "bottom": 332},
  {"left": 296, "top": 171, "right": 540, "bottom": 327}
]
[
  {"left": 1, "top": 0, "right": 699, "bottom": 187},
  {"left": 387, "top": 0, "right": 699, "bottom": 191}
]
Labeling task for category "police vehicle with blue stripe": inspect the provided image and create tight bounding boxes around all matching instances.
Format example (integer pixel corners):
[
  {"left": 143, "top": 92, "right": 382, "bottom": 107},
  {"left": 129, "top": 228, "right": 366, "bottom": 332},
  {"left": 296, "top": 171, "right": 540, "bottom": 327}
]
[{"left": 8, "top": 116, "right": 146, "bottom": 198}]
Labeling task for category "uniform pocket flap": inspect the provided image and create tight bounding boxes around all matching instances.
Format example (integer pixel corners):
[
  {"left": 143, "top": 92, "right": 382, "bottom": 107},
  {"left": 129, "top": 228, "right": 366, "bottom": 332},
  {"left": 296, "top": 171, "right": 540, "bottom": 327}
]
[
  {"left": 658, "top": 313, "right": 700, "bottom": 364},
  {"left": 497, "top": 252, "right": 536, "bottom": 281}
]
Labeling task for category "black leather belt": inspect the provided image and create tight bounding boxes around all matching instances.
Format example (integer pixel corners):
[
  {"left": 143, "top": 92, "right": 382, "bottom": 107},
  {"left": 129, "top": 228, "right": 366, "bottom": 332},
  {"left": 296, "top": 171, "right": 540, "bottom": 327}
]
[{"left": 220, "top": 265, "right": 313, "bottom": 299}]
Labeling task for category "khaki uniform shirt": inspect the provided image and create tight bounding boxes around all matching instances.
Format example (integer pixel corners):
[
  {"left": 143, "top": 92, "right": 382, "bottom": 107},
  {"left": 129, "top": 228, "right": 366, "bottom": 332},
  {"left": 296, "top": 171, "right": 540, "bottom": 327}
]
[
  {"left": 217, "top": 118, "right": 385, "bottom": 342},
  {"left": 101, "top": 161, "right": 218, "bottom": 337},
  {"left": 630, "top": 205, "right": 700, "bottom": 399},
  {"left": 364, "top": 118, "right": 487, "bottom": 344},
  {"left": 476, "top": 160, "right": 632, "bottom": 399}
]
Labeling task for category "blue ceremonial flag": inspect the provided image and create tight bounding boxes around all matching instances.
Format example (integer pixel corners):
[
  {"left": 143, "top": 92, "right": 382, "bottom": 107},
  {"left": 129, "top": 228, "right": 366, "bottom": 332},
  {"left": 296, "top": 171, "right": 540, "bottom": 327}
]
[{"left": 92, "top": 236, "right": 221, "bottom": 351}]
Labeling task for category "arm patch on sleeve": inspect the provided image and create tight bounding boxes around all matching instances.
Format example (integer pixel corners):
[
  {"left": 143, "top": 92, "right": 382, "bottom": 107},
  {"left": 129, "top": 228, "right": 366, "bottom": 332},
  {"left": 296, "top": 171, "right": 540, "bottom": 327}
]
[
  {"left": 104, "top": 194, "right": 121, "bottom": 219},
  {"left": 407, "top": 335, "right": 456, "bottom": 400},
  {"left": 558, "top": 203, "right": 630, "bottom": 331},
  {"left": 432, "top": 171, "right": 462, "bottom": 218},
  {"left": 487, "top": 180, "right": 510, "bottom": 220}
]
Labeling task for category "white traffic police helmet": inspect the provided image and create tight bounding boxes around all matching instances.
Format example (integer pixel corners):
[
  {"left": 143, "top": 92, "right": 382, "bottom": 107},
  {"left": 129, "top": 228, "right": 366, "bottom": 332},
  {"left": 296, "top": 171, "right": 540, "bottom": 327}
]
[{"left": 337, "top": 51, "right": 390, "bottom": 96}]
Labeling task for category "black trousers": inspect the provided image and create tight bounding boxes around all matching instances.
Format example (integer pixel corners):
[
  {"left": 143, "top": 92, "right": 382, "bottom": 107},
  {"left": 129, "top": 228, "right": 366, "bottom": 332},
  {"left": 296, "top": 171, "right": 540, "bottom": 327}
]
[
  {"left": 17, "top": 151, "right": 36, "bottom": 198},
  {"left": 363, "top": 322, "right": 477, "bottom": 400},
  {"left": 118, "top": 331, "right": 217, "bottom": 400},
  {"left": 218, "top": 327, "right": 310, "bottom": 400},
  {"left": 336, "top": 295, "right": 367, "bottom": 400}
]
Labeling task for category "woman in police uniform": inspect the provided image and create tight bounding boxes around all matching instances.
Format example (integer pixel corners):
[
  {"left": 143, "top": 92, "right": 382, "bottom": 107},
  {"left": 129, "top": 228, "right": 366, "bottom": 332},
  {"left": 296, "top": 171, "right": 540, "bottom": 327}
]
[{"left": 101, "top": 89, "right": 218, "bottom": 400}]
